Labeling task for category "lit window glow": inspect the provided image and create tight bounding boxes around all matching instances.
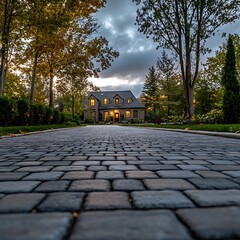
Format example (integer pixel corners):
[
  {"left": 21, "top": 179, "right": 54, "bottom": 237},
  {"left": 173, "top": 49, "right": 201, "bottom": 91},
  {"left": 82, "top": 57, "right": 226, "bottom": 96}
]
[
  {"left": 103, "top": 98, "right": 108, "bottom": 105},
  {"left": 90, "top": 99, "right": 95, "bottom": 107},
  {"left": 125, "top": 110, "right": 131, "bottom": 118}
]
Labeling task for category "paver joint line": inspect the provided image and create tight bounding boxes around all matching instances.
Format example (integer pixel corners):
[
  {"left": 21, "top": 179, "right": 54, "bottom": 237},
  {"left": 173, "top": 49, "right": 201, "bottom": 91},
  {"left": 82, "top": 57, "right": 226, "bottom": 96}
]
[{"left": 0, "top": 125, "right": 239, "bottom": 240}]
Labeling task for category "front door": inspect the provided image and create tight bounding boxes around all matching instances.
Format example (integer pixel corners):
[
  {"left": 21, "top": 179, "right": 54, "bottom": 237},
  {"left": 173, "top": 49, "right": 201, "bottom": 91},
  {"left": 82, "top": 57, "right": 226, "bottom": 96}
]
[{"left": 115, "top": 113, "right": 119, "bottom": 122}]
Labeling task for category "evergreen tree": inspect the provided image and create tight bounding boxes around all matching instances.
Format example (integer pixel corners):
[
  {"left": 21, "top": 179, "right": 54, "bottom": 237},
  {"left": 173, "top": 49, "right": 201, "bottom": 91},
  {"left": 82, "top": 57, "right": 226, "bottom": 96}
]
[
  {"left": 142, "top": 67, "right": 159, "bottom": 113},
  {"left": 157, "top": 51, "right": 183, "bottom": 117},
  {"left": 221, "top": 35, "right": 240, "bottom": 123}
]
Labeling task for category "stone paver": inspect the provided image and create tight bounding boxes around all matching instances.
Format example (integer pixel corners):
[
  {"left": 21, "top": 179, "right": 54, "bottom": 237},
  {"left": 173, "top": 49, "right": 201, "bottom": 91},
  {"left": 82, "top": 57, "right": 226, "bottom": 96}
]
[
  {"left": 131, "top": 190, "right": 195, "bottom": 209},
  {"left": 70, "top": 210, "right": 191, "bottom": 240},
  {"left": 62, "top": 171, "right": 94, "bottom": 180},
  {"left": 69, "top": 179, "right": 110, "bottom": 191},
  {"left": 34, "top": 180, "right": 70, "bottom": 192},
  {"left": 223, "top": 170, "right": 240, "bottom": 177},
  {"left": 0, "top": 213, "right": 72, "bottom": 240},
  {"left": 24, "top": 171, "right": 64, "bottom": 180},
  {"left": 0, "top": 181, "right": 40, "bottom": 193},
  {"left": 0, "top": 125, "right": 240, "bottom": 239},
  {"left": 144, "top": 179, "right": 196, "bottom": 190},
  {"left": 185, "top": 189, "right": 240, "bottom": 207},
  {"left": 113, "top": 179, "right": 145, "bottom": 191},
  {"left": 38, "top": 192, "right": 85, "bottom": 212},
  {"left": 177, "top": 207, "right": 240, "bottom": 239},
  {"left": 157, "top": 170, "right": 200, "bottom": 178},
  {"left": 85, "top": 192, "right": 131, "bottom": 210},
  {"left": 189, "top": 178, "right": 240, "bottom": 189},
  {"left": 125, "top": 170, "right": 158, "bottom": 179},
  {"left": 0, "top": 193, "right": 45, "bottom": 212},
  {"left": 95, "top": 170, "right": 124, "bottom": 179}
]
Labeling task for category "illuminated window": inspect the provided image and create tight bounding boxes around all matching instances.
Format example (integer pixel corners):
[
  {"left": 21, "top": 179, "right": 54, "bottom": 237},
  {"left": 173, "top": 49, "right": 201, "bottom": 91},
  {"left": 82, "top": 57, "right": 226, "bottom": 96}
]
[
  {"left": 133, "top": 110, "right": 138, "bottom": 118},
  {"left": 115, "top": 98, "right": 119, "bottom": 105},
  {"left": 103, "top": 98, "right": 108, "bottom": 105},
  {"left": 125, "top": 110, "right": 131, "bottom": 118},
  {"left": 127, "top": 98, "right": 132, "bottom": 104},
  {"left": 90, "top": 99, "right": 95, "bottom": 107}
]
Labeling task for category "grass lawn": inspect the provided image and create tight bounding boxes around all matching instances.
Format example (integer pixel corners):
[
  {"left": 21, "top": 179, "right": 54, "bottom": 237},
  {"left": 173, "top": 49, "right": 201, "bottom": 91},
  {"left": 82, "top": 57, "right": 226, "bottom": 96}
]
[
  {"left": 0, "top": 124, "right": 84, "bottom": 137},
  {"left": 126, "top": 123, "right": 240, "bottom": 133}
]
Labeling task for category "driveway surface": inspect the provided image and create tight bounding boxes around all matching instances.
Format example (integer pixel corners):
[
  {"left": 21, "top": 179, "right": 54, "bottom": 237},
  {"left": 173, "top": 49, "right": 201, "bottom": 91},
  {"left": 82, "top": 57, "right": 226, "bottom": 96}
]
[{"left": 0, "top": 125, "right": 240, "bottom": 240}]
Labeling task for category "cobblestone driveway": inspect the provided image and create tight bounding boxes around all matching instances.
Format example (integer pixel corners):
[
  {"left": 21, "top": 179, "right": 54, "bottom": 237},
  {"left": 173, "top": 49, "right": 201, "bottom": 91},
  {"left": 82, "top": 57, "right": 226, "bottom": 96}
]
[{"left": 0, "top": 125, "right": 240, "bottom": 240}]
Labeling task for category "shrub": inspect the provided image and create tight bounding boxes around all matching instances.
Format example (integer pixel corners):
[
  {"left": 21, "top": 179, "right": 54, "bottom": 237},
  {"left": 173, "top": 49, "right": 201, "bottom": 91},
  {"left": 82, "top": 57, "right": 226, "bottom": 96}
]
[
  {"left": 60, "top": 112, "right": 65, "bottom": 124},
  {"left": 29, "top": 103, "right": 46, "bottom": 125},
  {"left": 191, "top": 109, "right": 223, "bottom": 124},
  {"left": 0, "top": 96, "right": 17, "bottom": 126},
  {"left": 84, "top": 117, "right": 94, "bottom": 124},
  {"left": 145, "top": 112, "right": 162, "bottom": 124},
  {"left": 52, "top": 109, "right": 61, "bottom": 124},
  {"left": 43, "top": 107, "right": 54, "bottom": 124},
  {"left": 16, "top": 99, "right": 30, "bottom": 125}
]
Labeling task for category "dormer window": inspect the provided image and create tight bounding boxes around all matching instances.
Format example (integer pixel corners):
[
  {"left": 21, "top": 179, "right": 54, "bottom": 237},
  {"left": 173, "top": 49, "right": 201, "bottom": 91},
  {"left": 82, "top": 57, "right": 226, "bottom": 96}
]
[
  {"left": 90, "top": 99, "right": 95, "bottom": 107},
  {"left": 127, "top": 98, "right": 132, "bottom": 104},
  {"left": 115, "top": 98, "right": 119, "bottom": 105},
  {"left": 103, "top": 98, "right": 108, "bottom": 105}
]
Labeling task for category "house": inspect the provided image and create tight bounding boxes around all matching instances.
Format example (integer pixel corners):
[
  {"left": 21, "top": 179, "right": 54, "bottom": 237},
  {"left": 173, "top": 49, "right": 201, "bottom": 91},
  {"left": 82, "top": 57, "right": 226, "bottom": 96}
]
[{"left": 84, "top": 90, "right": 145, "bottom": 123}]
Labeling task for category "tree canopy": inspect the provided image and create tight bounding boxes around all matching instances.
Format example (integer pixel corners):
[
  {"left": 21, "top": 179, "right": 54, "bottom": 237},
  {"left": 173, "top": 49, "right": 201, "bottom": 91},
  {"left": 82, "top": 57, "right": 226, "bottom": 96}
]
[
  {"left": 133, "top": 0, "right": 240, "bottom": 117},
  {"left": 0, "top": 0, "right": 119, "bottom": 111}
]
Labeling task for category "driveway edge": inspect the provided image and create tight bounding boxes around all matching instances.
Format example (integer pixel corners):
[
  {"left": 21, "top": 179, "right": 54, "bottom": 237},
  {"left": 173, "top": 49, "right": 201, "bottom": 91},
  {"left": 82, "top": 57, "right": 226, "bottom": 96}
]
[
  {"left": 0, "top": 126, "right": 85, "bottom": 139},
  {"left": 128, "top": 126, "right": 240, "bottom": 139}
]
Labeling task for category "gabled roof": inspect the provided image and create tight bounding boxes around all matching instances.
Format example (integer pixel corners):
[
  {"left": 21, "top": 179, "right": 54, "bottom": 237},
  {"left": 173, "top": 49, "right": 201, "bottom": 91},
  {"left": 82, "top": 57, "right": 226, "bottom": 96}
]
[{"left": 87, "top": 90, "right": 145, "bottom": 109}]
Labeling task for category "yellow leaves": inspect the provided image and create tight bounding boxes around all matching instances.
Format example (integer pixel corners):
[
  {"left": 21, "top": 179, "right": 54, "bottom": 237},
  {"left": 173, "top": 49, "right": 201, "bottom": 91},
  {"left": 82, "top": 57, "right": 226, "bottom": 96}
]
[
  {"left": 7, "top": 133, "right": 17, "bottom": 137},
  {"left": 72, "top": 212, "right": 78, "bottom": 219},
  {"left": 6, "top": 130, "right": 28, "bottom": 137},
  {"left": 19, "top": 130, "right": 28, "bottom": 134}
]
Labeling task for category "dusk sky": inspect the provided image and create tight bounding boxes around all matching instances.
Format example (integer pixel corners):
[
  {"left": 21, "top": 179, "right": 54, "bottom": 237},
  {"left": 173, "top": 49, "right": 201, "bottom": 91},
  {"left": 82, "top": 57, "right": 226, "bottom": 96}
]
[{"left": 89, "top": 0, "right": 240, "bottom": 97}]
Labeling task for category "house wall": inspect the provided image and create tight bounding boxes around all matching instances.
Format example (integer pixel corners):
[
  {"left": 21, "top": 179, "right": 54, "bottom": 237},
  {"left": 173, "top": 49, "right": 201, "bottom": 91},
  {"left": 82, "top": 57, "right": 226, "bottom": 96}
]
[
  {"left": 98, "top": 109, "right": 145, "bottom": 122},
  {"left": 84, "top": 96, "right": 99, "bottom": 123}
]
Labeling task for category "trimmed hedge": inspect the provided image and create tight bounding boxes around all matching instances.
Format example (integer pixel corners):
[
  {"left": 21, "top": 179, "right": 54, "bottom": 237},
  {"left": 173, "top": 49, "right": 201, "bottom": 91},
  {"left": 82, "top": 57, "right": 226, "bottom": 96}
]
[
  {"left": 16, "top": 99, "right": 30, "bottom": 125},
  {"left": 0, "top": 96, "right": 17, "bottom": 126},
  {"left": 0, "top": 96, "right": 65, "bottom": 126}
]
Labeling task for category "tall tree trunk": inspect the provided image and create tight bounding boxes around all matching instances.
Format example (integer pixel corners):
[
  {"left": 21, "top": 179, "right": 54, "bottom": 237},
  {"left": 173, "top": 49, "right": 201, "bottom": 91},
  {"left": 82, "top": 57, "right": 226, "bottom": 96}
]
[
  {"left": 49, "top": 68, "right": 54, "bottom": 107},
  {"left": 71, "top": 94, "right": 75, "bottom": 118},
  {"left": 0, "top": 55, "right": 6, "bottom": 96},
  {"left": 0, "top": 0, "right": 14, "bottom": 95},
  {"left": 167, "top": 95, "right": 170, "bottom": 117},
  {"left": 189, "top": 86, "right": 194, "bottom": 117},
  {"left": 30, "top": 47, "right": 39, "bottom": 102},
  {"left": 183, "top": 78, "right": 194, "bottom": 117}
]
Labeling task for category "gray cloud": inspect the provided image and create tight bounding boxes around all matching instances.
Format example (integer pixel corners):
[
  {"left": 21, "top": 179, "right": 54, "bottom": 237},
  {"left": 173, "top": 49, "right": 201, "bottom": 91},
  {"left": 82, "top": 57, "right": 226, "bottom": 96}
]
[
  {"left": 93, "top": 0, "right": 240, "bottom": 97},
  {"left": 94, "top": 0, "right": 161, "bottom": 96}
]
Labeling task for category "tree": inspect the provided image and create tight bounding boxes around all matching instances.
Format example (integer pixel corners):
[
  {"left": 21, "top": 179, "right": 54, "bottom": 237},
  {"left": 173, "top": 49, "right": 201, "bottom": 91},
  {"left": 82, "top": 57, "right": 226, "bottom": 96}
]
[
  {"left": 3, "top": 72, "right": 27, "bottom": 98},
  {"left": 44, "top": 16, "right": 118, "bottom": 107},
  {"left": 133, "top": 0, "right": 240, "bottom": 117},
  {"left": 10, "top": 0, "right": 118, "bottom": 108},
  {"left": 142, "top": 66, "right": 159, "bottom": 113},
  {"left": 221, "top": 35, "right": 240, "bottom": 123},
  {"left": 203, "top": 34, "right": 240, "bottom": 87},
  {"left": 194, "top": 71, "right": 220, "bottom": 114},
  {"left": 195, "top": 34, "right": 240, "bottom": 114},
  {"left": 0, "top": 0, "right": 19, "bottom": 95},
  {"left": 157, "top": 51, "right": 183, "bottom": 117}
]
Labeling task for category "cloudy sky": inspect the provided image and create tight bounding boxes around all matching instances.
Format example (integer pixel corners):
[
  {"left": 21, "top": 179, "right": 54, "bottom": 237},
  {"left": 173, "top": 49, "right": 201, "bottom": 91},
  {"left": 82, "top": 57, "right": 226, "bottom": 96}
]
[{"left": 89, "top": 0, "right": 240, "bottom": 97}]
